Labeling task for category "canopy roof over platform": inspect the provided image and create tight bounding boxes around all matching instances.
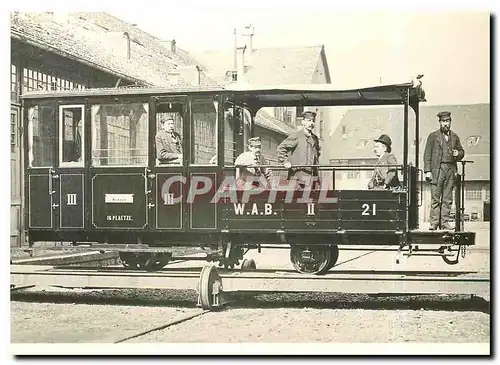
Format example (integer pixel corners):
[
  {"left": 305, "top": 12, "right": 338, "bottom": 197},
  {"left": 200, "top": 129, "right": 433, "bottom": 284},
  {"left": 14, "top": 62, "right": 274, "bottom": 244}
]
[{"left": 22, "top": 77, "right": 426, "bottom": 107}]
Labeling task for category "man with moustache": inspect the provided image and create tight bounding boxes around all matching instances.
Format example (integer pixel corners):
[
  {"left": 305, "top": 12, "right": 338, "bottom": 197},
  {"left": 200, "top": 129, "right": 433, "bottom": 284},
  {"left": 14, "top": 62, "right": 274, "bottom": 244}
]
[
  {"left": 156, "top": 116, "right": 183, "bottom": 165},
  {"left": 234, "top": 136, "right": 273, "bottom": 189},
  {"left": 367, "top": 134, "right": 400, "bottom": 190},
  {"left": 277, "top": 111, "right": 321, "bottom": 189},
  {"left": 423, "top": 111, "right": 465, "bottom": 230}
]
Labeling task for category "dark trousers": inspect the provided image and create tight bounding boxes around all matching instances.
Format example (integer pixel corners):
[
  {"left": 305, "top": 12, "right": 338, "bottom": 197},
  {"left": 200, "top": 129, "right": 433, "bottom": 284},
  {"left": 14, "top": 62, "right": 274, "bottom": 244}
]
[
  {"left": 430, "top": 164, "right": 456, "bottom": 228},
  {"left": 288, "top": 170, "right": 319, "bottom": 190}
]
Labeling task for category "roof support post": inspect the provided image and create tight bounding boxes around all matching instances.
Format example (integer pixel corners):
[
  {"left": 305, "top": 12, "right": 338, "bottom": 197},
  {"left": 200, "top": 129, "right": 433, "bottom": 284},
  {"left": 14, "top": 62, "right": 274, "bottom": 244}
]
[{"left": 402, "top": 88, "right": 409, "bottom": 188}]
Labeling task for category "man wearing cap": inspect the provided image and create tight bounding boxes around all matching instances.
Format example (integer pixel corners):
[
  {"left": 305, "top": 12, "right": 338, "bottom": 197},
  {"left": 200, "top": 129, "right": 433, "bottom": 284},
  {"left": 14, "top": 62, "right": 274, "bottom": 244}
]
[
  {"left": 368, "top": 134, "right": 400, "bottom": 190},
  {"left": 156, "top": 116, "right": 183, "bottom": 165},
  {"left": 277, "top": 111, "right": 321, "bottom": 189},
  {"left": 234, "top": 136, "right": 272, "bottom": 188},
  {"left": 423, "top": 111, "right": 465, "bottom": 230}
]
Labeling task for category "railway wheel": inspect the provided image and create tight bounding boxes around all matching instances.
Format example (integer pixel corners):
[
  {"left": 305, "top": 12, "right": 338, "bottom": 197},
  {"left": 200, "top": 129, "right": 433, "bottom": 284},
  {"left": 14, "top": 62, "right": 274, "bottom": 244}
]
[
  {"left": 290, "top": 246, "right": 332, "bottom": 275},
  {"left": 326, "top": 244, "right": 340, "bottom": 270},
  {"left": 198, "top": 265, "right": 222, "bottom": 310},
  {"left": 241, "top": 258, "right": 257, "bottom": 270}
]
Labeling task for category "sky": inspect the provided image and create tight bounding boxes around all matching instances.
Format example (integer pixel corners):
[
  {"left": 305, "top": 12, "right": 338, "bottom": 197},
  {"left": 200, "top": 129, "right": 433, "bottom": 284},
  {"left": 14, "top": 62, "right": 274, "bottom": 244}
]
[{"left": 108, "top": 4, "right": 491, "bottom": 106}]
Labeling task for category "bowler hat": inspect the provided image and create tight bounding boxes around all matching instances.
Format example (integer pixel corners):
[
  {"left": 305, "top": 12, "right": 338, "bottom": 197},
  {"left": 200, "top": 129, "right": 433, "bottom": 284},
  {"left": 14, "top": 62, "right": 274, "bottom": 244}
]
[
  {"left": 301, "top": 111, "right": 317, "bottom": 120},
  {"left": 248, "top": 136, "right": 262, "bottom": 147},
  {"left": 374, "top": 134, "right": 392, "bottom": 153},
  {"left": 437, "top": 111, "right": 451, "bottom": 120}
]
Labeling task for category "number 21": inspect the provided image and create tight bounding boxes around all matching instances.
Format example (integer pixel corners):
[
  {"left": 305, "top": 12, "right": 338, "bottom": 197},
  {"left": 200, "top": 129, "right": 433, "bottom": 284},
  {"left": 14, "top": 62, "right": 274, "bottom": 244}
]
[{"left": 362, "top": 203, "right": 377, "bottom": 216}]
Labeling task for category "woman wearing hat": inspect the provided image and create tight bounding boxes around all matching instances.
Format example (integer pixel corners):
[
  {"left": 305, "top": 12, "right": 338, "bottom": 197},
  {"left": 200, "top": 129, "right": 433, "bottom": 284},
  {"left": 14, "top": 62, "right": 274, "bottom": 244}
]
[{"left": 367, "top": 134, "right": 400, "bottom": 190}]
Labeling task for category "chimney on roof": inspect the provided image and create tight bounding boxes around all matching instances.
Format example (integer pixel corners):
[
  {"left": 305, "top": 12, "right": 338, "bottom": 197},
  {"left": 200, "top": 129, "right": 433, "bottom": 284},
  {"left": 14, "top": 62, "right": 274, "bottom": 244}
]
[
  {"left": 159, "top": 39, "right": 177, "bottom": 54},
  {"left": 233, "top": 28, "right": 237, "bottom": 71},
  {"left": 168, "top": 68, "right": 180, "bottom": 86},
  {"left": 177, "top": 65, "right": 201, "bottom": 86},
  {"left": 236, "top": 45, "right": 246, "bottom": 84},
  {"left": 242, "top": 25, "right": 254, "bottom": 65},
  {"left": 107, "top": 32, "right": 132, "bottom": 59}
]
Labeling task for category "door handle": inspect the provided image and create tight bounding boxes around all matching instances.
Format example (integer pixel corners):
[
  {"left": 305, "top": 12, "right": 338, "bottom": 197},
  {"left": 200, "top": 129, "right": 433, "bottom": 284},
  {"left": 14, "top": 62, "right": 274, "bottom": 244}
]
[
  {"left": 147, "top": 203, "right": 155, "bottom": 209},
  {"left": 51, "top": 203, "right": 59, "bottom": 209}
]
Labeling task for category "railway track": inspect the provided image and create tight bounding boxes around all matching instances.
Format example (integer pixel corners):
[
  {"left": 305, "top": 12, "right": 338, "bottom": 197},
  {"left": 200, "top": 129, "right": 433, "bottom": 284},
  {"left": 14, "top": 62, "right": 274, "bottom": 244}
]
[
  {"left": 11, "top": 263, "right": 490, "bottom": 310},
  {"left": 11, "top": 262, "right": 490, "bottom": 343}
]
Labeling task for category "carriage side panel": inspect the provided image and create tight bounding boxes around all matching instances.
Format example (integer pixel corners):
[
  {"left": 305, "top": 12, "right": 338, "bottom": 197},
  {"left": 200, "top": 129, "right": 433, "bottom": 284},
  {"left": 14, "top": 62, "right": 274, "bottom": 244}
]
[{"left": 91, "top": 172, "right": 148, "bottom": 229}]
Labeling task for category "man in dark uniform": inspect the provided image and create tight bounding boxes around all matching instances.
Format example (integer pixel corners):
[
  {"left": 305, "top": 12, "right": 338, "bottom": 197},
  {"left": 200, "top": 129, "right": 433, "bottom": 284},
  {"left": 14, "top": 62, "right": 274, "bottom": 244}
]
[
  {"left": 155, "top": 116, "right": 182, "bottom": 165},
  {"left": 423, "top": 111, "right": 465, "bottom": 230},
  {"left": 367, "top": 134, "right": 400, "bottom": 190},
  {"left": 277, "top": 111, "right": 321, "bottom": 189}
]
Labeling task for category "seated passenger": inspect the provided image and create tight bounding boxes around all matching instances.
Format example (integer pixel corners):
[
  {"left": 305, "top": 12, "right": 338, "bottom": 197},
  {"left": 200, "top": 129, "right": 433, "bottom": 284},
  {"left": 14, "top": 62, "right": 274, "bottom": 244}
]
[
  {"left": 155, "top": 116, "right": 182, "bottom": 165},
  {"left": 367, "top": 134, "right": 400, "bottom": 190},
  {"left": 234, "top": 137, "right": 272, "bottom": 188}
]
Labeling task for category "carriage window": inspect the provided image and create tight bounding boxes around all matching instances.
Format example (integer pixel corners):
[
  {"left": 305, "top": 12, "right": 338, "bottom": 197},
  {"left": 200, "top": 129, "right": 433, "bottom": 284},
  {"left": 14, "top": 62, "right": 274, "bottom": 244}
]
[
  {"left": 155, "top": 102, "right": 184, "bottom": 166},
  {"left": 28, "top": 105, "right": 57, "bottom": 167},
  {"left": 191, "top": 98, "right": 218, "bottom": 165},
  {"left": 91, "top": 103, "right": 148, "bottom": 166},
  {"left": 223, "top": 104, "right": 251, "bottom": 166},
  {"left": 59, "top": 105, "right": 84, "bottom": 167}
]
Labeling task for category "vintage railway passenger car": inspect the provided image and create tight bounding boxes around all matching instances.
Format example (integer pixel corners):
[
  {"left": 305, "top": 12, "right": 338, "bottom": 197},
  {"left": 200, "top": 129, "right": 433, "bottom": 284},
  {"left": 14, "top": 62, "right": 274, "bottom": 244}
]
[{"left": 21, "top": 79, "right": 475, "bottom": 274}]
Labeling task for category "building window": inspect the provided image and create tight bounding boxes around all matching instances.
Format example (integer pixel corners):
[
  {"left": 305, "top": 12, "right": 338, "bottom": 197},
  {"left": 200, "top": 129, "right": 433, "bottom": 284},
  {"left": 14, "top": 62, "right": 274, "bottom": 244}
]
[
  {"left": 466, "top": 187, "right": 482, "bottom": 201},
  {"left": 225, "top": 71, "right": 237, "bottom": 82},
  {"left": 285, "top": 109, "right": 293, "bottom": 126},
  {"left": 296, "top": 106, "right": 304, "bottom": 118},
  {"left": 485, "top": 189, "right": 490, "bottom": 202},
  {"left": 346, "top": 171, "right": 360, "bottom": 179},
  {"left": 23, "top": 67, "right": 86, "bottom": 94},
  {"left": 11, "top": 64, "right": 19, "bottom": 102},
  {"left": 341, "top": 125, "right": 347, "bottom": 139},
  {"left": 11, "top": 112, "right": 16, "bottom": 153}
]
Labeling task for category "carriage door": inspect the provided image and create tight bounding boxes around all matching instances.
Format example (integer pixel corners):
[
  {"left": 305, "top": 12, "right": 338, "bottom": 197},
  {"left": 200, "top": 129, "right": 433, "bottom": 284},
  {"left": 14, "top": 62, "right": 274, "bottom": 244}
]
[
  {"left": 11, "top": 106, "right": 22, "bottom": 246},
  {"left": 26, "top": 104, "right": 57, "bottom": 230},
  {"left": 187, "top": 96, "right": 219, "bottom": 230},
  {"left": 152, "top": 98, "right": 186, "bottom": 231},
  {"left": 57, "top": 105, "right": 85, "bottom": 230},
  {"left": 90, "top": 102, "right": 150, "bottom": 230}
]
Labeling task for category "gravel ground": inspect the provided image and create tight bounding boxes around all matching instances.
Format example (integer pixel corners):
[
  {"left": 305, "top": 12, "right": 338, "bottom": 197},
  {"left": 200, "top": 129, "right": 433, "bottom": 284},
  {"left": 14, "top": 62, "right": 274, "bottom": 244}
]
[
  {"left": 10, "top": 297, "right": 489, "bottom": 344},
  {"left": 11, "top": 301, "right": 203, "bottom": 343},
  {"left": 126, "top": 308, "right": 490, "bottom": 343},
  {"left": 10, "top": 286, "right": 490, "bottom": 344}
]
